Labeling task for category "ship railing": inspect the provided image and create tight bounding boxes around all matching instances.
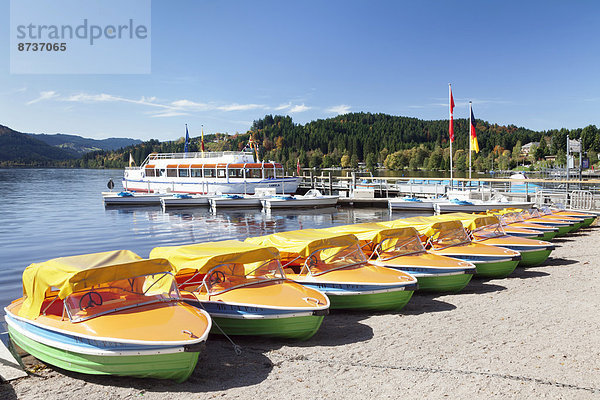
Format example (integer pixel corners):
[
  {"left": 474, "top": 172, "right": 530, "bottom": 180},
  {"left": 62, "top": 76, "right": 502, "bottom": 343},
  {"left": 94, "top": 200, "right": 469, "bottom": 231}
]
[{"left": 135, "top": 151, "right": 254, "bottom": 167}]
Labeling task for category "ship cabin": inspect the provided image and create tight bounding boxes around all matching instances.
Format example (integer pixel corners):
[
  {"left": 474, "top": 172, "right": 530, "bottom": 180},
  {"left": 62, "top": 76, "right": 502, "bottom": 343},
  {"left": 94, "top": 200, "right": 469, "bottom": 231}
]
[{"left": 138, "top": 152, "right": 285, "bottom": 180}]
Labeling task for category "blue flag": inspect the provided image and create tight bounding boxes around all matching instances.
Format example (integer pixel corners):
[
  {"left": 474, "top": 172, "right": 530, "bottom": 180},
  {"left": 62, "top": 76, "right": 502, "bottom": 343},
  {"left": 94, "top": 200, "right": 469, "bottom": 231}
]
[{"left": 184, "top": 125, "right": 189, "bottom": 153}]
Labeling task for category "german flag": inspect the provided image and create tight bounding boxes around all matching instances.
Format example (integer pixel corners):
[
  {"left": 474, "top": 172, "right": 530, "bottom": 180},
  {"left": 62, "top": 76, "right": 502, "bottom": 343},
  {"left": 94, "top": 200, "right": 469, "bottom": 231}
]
[{"left": 470, "top": 107, "right": 479, "bottom": 153}]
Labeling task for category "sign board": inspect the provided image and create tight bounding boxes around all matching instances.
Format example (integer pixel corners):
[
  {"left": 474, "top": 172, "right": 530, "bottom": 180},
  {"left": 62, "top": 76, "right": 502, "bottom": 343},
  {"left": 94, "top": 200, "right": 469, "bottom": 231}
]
[
  {"left": 582, "top": 158, "right": 589, "bottom": 169},
  {"left": 569, "top": 139, "right": 581, "bottom": 153}
]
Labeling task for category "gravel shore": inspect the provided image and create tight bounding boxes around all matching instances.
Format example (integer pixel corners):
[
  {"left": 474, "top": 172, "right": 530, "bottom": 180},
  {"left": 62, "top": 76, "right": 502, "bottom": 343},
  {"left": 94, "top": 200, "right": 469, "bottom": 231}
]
[{"left": 3, "top": 224, "right": 599, "bottom": 399}]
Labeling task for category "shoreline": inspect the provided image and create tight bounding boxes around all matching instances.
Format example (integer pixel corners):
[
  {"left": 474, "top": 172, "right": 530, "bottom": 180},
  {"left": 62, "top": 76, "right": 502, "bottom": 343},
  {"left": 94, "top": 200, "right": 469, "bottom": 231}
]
[{"left": 2, "top": 224, "right": 599, "bottom": 399}]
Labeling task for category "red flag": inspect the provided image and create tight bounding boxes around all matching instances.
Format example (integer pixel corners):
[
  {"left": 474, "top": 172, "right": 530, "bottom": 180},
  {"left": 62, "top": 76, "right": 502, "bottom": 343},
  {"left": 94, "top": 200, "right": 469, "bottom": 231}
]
[
  {"left": 449, "top": 86, "right": 455, "bottom": 143},
  {"left": 297, "top": 159, "right": 300, "bottom": 175}
]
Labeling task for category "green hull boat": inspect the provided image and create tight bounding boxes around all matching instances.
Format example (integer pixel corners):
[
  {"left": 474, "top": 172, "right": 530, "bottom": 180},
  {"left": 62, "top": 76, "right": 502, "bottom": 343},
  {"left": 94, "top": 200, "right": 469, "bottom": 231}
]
[
  {"left": 553, "top": 214, "right": 596, "bottom": 227},
  {"left": 584, "top": 216, "right": 596, "bottom": 227},
  {"left": 582, "top": 216, "right": 596, "bottom": 227},
  {"left": 415, "top": 274, "right": 473, "bottom": 293},
  {"left": 512, "top": 225, "right": 557, "bottom": 241},
  {"left": 519, "top": 248, "right": 553, "bottom": 267},
  {"left": 553, "top": 225, "right": 571, "bottom": 237},
  {"left": 8, "top": 326, "right": 200, "bottom": 383},
  {"left": 539, "top": 230, "right": 558, "bottom": 241},
  {"left": 568, "top": 221, "right": 584, "bottom": 232},
  {"left": 472, "top": 259, "right": 519, "bottom": 279},
  {"left": 327, "top": 289, "right": 414, "bottom": 311},
  {"left": 210, "top": 314, "right": 325, "bottom": 341}
]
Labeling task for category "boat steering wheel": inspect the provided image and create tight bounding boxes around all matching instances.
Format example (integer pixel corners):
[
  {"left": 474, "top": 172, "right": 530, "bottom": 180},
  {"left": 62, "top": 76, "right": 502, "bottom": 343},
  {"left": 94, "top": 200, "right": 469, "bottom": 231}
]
[
  {"left": 307, "top": 255, "right": 318, "bottom": 268},
  {"left": 79, "top": 291, "right": 103, "bottom": 310},
  {"left": 208, "top": 270, "right": 226, "bottom": 286}
]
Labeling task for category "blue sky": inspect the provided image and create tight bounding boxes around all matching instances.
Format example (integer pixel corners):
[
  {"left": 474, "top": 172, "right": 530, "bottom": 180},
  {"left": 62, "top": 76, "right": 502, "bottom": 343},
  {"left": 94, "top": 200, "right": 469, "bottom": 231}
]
[{"left": 1, "top": 0, "right": 599, "bottom": 141}]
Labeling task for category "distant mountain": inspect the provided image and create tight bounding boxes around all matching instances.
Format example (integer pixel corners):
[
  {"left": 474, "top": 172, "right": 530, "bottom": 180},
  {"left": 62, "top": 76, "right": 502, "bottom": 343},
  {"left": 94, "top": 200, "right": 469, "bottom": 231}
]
[
  {"left": 0, "top": 125, "right": 76, "bottom": 164},
  {"left": 29, "top": 133, "right": 142, "bottom": 155},
  {"left": 0, "top": 124, "right": 143, "bottom": 166}
]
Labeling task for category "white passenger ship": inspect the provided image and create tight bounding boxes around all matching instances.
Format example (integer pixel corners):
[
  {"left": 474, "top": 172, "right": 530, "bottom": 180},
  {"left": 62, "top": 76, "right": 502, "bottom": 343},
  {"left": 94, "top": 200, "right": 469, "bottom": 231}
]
[{"left": 123, "top": 150, "right": 301, "bottom": 194}]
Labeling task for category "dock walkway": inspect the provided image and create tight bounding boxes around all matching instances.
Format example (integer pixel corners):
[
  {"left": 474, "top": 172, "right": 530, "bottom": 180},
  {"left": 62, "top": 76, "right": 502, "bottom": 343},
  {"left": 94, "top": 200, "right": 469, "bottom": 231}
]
[{"left": 298, "top": 174, "right": 600, "bottom": 211}]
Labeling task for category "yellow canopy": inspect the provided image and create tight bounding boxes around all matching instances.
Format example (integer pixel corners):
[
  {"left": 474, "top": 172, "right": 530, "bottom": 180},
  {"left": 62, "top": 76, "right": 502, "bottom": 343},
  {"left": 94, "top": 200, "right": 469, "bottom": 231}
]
[
  {"left": 320, "top": 223, "right": 419, "bottom": 244},
  {"left": 245, "top": 229, "right": 358, "bottom": 259},
  {"left": 381, "top": 217, "right": 465, "bottom": 238},
  {"left": 150, "top": 240, "right": 280, "bottom": 275},
  {"left": 488, "top": 208, "right": 524, "bottom": 216},
  {"left": 20, "top": 250, "right": 173, "bottom": 320},
  {"left": 423, "top": 213, "right": 500, "bottom": 231}
]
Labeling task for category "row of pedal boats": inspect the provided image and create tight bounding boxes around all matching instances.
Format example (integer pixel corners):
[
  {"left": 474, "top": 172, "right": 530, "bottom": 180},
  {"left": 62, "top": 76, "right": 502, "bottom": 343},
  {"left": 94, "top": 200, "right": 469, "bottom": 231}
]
[
  {"left": 4, "top": 207, "right": 595, "bottom": 382},
  {"left": 102, "top": 189, "right": 339, "bottom": 210}
]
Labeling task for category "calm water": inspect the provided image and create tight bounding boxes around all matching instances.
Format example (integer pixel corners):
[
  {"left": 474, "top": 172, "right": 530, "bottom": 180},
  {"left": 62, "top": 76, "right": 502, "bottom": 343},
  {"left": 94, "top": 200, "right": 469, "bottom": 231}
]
[{"left": 0, "top": 168, "right": 415, "bottom": 313}]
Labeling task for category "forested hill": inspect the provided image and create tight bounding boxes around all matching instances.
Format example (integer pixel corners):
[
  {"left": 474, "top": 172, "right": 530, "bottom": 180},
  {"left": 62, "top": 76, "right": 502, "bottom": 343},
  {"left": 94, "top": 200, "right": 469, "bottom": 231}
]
[
  {"left": 0, "top": 124, "right": 142, "bottom": 166},
  {"left": 230, "top": 113, "right": 599, "bottom": 171},
  {"left": 248, "top": 113, "right": 542, "bottom": 168},
  {"left": 12, "top": 113, "right": 600, "bottom": 171},
  {"left": 0, "top": 125, "right": 77, "bottom": 165},
  {"left": 30, "top": 133, "right": 141, "bottom": 155}
]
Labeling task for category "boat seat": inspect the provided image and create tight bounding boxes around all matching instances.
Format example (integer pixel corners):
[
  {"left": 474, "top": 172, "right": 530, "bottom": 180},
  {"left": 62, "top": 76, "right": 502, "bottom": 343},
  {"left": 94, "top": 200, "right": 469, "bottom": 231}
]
[
  {"left": 180, "top": 283, "right": 201, "bottom": 292},
  {"left": 40, "top": 297, "right": 64, "bottom": 316},
  {"left": 175, "top": 273, "right": 206, "bottom": 285}
]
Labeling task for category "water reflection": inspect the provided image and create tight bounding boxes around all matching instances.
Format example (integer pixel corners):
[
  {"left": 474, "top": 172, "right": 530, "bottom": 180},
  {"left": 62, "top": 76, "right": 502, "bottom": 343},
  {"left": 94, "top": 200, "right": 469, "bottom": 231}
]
[{"left": 0, "top": 168, "right": 420, "bottom": 312}]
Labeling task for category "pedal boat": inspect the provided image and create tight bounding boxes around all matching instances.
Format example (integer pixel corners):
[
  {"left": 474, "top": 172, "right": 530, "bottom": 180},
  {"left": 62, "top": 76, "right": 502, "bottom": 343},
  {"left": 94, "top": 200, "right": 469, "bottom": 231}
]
[
  {"left": 458, "top": 215, "right": 554, "bottom": 267},
  {"left": 521, "top": 209, "right": 579, "bottom": 235},
  {"left": 490, "top": 210, "right": 559, "bottom": 241},
  {"left": 382, "top": 218, "right": 521, "bottom": 279},
  {"left": 536, "top": 207, "right": 587, "bottom": 230},
  {"left": 245, "top": 229, "right": 418, "bottom": 311},
  {"left": 444, "top": 211, "right": 546, "bottom": 240},
  {"left": 320, "top": 223, "right": 476, "bottom": 293},
  {"left": 4, "top": 250, "right": 211, "bottom": 383},
  {"left": 546, "top": 208, "right": 597, "bottom": 227},
  {"left": 150, "top": 240, "right": 329, "bottom": 341},
  {"left": 496, "top": 222, "right": 546, "bottom": 240}
]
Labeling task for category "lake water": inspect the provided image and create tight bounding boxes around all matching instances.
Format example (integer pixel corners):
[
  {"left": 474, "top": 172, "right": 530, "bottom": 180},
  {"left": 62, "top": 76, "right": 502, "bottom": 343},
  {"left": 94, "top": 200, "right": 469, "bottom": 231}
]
[{"left": 0, "top": 168, "right": 418, "bottom": 313}]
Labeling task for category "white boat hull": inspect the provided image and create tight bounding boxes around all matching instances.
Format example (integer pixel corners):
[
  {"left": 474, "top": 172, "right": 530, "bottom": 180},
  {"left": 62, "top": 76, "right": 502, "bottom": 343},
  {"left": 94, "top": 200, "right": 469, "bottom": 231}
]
[
  {"left": 262, "top": 196, "right": 339, "bottom": 209},
  {"left": 123, "top": 177, "right": 301, "bottom": 195},
  {"left": 434, "top": 201, "right": 535, "bottom": 214},
  {"left": 388, "top": 199, "right": 438, "bottom": 211},
  {"left": 160, "top": 195, "right": 212, "bottom": 208},
  {"left": 103, "top": 192, "right": 171, "bottom": 206},
  {"left": 210, "top": 197, "right": 262, "bottom": 208}
]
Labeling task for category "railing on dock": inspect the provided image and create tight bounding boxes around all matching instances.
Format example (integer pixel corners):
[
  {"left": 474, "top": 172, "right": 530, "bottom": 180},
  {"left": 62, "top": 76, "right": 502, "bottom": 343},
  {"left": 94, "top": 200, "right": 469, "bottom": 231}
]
[{"left": 298, "top": 172, "right": 600, "bottom": 211}]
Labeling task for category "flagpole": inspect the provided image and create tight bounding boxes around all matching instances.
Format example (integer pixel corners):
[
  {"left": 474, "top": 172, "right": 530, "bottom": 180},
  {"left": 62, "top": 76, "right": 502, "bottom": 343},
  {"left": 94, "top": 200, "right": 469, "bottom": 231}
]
[
  {"left": 449, "top": 84, "right": 453, "bottom": 190},
  {"left": 184, "top": 123, "right": 188, "bottom": 157},
  {"left": 469, "top": 101, "right": 472, "bottom": 180},
  {"left": 201, "top": 124, "right": 204, "bottom": 156}
]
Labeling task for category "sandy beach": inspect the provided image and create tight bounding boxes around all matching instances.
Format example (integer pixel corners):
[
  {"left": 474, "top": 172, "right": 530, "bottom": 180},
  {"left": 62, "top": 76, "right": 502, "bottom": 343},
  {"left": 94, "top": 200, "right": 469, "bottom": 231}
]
[{"left": 2, "top": 224, "right": 599, "bottom": 400}]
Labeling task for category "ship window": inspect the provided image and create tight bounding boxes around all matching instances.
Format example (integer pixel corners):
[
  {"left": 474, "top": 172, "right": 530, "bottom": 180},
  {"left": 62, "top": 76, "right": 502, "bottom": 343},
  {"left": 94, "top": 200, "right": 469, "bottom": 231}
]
[
  {"left": 178, "top": 168, "right": 189, "bottom": 177},
  {"left": 229, "top": 169, "right": 242, "bottom": 178},
  {"left": 204, "top": 168, "right": 216, "bottom": 178},
  {"left": 167, "top": 168, "right": 177, "bottom": 177},
  {"left": 249, "top": 169, "right": 262, "bottom": 178},
  {"left": 146, "top": 169, "right": 156, "bottom": 177},
  {"left": 217, "top": 169, "right": 226, "bottom": 178},
  {"left": 264, "top": 168, "right": 275, "bottom": 179},
  {"left": 276, "top": 168, "right": 284, "bottom": 177},
  {"left": 191, "top": 168, "right": 203, "bottom": 177}
]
